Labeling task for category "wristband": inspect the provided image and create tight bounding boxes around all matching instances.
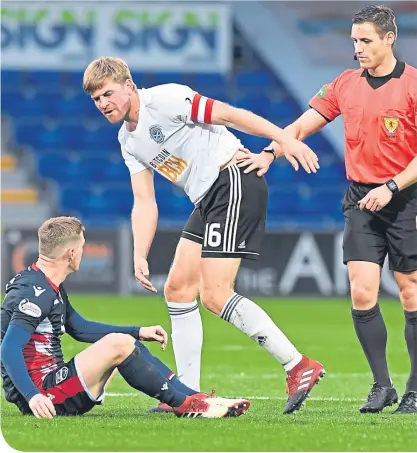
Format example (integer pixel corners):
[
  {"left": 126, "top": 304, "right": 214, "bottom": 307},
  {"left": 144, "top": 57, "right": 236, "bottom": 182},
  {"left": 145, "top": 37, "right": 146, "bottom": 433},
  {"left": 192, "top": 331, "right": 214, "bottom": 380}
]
[
  {"left": 263, "top": 148, "right": 277, "bottom": 160},
  {"left": 385, "top": 179, "right": 399, "bottom": 195}
]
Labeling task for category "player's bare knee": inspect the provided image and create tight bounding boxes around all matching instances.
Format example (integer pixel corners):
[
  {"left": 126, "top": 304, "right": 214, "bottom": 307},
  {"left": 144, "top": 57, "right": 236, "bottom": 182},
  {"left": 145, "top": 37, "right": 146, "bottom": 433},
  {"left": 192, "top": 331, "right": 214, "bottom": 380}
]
[
  {"left": 200, "top": 288, "right": 226, "bottom": 315},
  {"left": 350, "top": 283, "right": 377, "bottom": 309},
  {"left": 164, "top": 276, "right": 198, "bottom": 303},
  {"left": 104, "top": 333, "right": 135, "bottom": 363},
  {"left": 399, "top": 282, "right": 417, "bottom": 311}
]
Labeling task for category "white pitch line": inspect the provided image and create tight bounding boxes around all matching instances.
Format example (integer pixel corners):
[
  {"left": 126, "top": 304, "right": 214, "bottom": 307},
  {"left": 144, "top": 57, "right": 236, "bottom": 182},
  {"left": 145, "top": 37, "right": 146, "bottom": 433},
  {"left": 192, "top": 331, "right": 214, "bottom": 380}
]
[
  {"left": 105, "top": 393, "right": 363, "bottom": 402},
  {"left": 201, "top": 372, "right": 407, "bottom": 380}
]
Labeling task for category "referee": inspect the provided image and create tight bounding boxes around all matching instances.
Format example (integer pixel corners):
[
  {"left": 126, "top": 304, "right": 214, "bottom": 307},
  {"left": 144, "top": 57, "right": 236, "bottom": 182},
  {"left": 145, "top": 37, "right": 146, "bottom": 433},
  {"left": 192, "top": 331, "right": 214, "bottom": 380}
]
[{"left": 238, "top": 5, "right": 417, "bottom": 414}]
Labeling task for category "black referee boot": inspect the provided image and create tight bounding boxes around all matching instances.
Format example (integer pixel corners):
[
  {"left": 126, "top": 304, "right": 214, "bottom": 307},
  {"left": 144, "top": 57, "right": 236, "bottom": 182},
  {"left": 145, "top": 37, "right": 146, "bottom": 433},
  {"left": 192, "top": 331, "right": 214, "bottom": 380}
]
[
  {"left": 393, "top": 391, "right": 417, "bottom": 414},
  {"left": 360, "top": 383, "right": 398, "bottom": 413}
]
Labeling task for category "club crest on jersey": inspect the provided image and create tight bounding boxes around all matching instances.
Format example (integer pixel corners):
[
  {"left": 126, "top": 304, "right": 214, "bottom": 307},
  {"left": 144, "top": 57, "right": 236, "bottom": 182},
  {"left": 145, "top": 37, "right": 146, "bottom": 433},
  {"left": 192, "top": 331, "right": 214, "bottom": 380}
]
[
  {"left": 149, "top": 125, "right": 165, "bottom": 144},
  {"left": 18, "top": 299, "right": 42, "bottom": 318},
  {"left": 384, "top": 117, "right": 399, "bottom": 134},
  {"left": 55, "top": 367, "right": 69, "bottom": 384}
]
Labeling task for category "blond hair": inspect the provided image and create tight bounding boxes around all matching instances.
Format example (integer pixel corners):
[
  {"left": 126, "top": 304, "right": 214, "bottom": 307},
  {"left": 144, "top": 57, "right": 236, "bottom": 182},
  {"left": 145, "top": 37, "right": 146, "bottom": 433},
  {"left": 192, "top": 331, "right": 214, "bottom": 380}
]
[
  {"left": 38, "top": 216, "right": 85, "bottom": 258},
  {"left": 83, "top": 56, "right": 132, "bottom": 94}
]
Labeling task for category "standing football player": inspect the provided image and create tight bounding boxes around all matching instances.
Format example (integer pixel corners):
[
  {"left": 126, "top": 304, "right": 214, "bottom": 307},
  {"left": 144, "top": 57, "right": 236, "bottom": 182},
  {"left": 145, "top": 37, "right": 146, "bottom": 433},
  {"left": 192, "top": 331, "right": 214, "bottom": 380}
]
[
  {"left": 238, "top": 5, "right": 417, "bottom": 414},
  {"left": 83, "top": 57, "right": 324, "bottom": 415}
]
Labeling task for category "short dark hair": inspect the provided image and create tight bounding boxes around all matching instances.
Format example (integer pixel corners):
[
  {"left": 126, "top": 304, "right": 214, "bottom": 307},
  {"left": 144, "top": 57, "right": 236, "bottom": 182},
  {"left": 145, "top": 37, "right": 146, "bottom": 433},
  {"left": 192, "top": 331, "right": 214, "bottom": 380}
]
[{"left": 352, "top": 5, "right": 397, "bottom": 41}]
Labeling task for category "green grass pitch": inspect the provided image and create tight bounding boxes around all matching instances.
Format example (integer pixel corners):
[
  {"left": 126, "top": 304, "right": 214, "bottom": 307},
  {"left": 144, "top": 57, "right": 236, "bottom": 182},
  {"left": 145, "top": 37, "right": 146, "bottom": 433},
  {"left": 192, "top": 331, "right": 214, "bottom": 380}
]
[{"left": 1, "top": 296, "right": 416, "bottom": 451}]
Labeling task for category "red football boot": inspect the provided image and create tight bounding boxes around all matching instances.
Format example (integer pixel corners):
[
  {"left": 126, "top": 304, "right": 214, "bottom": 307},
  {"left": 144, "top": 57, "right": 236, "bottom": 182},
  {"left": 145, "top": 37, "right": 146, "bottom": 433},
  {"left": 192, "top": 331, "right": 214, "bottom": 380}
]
[{"left": 284, "top": 355, "right": 326, "bottom": 414}]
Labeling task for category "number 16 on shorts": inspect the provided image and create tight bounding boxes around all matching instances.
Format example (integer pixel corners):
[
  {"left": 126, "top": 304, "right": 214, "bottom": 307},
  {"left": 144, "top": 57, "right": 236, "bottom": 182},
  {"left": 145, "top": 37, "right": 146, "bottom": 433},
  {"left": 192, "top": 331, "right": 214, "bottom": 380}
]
[{"left": 204, "top": 223, "right": 222, "bottom": 248}]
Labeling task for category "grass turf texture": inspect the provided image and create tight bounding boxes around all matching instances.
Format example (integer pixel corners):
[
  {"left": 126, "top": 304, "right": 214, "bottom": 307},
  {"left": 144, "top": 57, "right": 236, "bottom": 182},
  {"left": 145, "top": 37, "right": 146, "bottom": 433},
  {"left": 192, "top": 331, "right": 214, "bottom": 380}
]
[{"left": 1, "top": 296, "right": 416, "bottom": 452}]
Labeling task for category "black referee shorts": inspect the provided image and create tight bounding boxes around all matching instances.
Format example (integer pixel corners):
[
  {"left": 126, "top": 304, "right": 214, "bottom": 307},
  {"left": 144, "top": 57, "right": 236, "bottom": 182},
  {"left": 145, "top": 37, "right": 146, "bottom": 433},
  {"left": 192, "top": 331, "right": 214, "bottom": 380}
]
[
  {"left": 342, "top": 182, "right": 417, "bottom": 272},
  {"left": 181, "top": 164, "right": 268, "bottom": 260}
]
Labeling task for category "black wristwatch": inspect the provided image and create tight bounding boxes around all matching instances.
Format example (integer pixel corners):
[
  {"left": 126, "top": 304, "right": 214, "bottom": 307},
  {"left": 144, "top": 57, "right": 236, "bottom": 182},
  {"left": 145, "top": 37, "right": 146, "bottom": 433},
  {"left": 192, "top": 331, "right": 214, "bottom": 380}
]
[
  {"left": 385, "top": 179, "right": 399, "bottom": 195},
  {"left": 263, "top": 148, "right": 277, "bottom": 160}
]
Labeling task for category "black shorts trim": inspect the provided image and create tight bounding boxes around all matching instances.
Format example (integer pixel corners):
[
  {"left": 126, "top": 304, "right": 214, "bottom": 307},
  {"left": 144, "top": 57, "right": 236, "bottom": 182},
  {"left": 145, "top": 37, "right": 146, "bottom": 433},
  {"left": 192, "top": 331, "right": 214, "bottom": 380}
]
[
  {"left": 201, "top": 250, "right": 260, "bottom": 260},
  {"left": 181, "top": 230, "right": 203, "bottom": 244}
]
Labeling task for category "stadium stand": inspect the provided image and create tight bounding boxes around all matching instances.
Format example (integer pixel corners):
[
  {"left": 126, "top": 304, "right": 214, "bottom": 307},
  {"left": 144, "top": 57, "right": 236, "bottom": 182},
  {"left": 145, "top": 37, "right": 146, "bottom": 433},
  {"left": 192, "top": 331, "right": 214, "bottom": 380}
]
[{"left": 1, "top": 29, "right": 346, "bottom": 229}]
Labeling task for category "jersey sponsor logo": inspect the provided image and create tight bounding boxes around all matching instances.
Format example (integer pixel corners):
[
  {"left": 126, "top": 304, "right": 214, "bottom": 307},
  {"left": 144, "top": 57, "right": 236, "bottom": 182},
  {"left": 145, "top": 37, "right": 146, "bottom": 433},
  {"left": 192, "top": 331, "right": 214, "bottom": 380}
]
[
  {"left": 149, "top": 125, "right": 165, "bottom": 144},
  {"left": 33, "top": 286, "right": 46, "bottom": 297},
  {"left": 158, "top": 155, "right": 188, "bottom": 182},
  {"left": 384, "top": 117, "right": 399, "bottom": 134},
  {"left": 149, "top": 150, "right": 188, "bottom": 183},
  {"left": 55, "top": 366, "right": 69, "bottom": 385},
  {"left": 18, "top": 299, "right": 42, "bottom": 318},
  {"left": 316, "top": 85, "right": 327, "bottom": 98}
]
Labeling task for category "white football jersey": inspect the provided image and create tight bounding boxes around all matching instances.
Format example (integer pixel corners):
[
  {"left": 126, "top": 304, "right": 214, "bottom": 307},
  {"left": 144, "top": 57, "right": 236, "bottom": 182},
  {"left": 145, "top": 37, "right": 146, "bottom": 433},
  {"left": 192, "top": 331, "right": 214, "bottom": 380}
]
[{"left": 118, "top": 84, "right": 242, "bottom": 204}]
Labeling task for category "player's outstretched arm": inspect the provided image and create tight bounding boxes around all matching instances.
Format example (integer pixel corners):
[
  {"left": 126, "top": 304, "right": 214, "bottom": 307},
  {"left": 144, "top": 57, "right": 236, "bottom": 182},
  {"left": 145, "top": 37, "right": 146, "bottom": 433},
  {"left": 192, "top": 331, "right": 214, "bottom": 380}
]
[
  {"left": 237, "top": 109, "right": 328, "bottom": 176},
  {"left": 131, "top": 169, "right": 158, "bottom": 293},
  {"left": 210, "top": 101, "right": 319, "bottom": 174},
  {"left": 65, "top": 300, "right": 141, "bottom": 343}
]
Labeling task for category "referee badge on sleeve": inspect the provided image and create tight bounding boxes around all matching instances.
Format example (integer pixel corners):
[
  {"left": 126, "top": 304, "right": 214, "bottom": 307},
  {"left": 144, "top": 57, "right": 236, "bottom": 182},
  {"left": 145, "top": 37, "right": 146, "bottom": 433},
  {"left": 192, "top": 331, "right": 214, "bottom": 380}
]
[
  {"left": 384, "top": 117, "right": 399, "bottom": 134},
  {"left": 316, "top": 85, "right": 327, "bottom": 98}
]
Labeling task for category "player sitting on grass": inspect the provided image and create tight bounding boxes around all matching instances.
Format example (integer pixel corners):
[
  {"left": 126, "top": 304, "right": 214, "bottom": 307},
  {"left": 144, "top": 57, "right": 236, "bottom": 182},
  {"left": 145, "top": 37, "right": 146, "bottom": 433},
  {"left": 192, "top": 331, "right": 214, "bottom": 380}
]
[{"left": 1, "top": 216, "right": 250, "bottom": 419}]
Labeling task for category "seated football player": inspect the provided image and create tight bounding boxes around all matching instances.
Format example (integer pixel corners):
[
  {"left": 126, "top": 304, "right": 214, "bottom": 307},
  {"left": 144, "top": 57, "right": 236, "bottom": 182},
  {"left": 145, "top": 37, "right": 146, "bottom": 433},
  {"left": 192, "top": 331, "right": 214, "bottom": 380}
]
[{"left": 1, "top": 216, "right": 250, "bottom": 419}]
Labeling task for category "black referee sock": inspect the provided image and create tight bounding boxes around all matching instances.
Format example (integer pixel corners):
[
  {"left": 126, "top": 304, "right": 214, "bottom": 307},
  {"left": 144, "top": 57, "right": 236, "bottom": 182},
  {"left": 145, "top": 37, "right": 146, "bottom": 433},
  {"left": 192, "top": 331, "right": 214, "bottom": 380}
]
[
  {"left": 118, "top": 347, "right": 186, "bottom": 407},
  {"left": 405, "top": 310, "right": 417, "bottom": 393},
  {"left": 351, "top": 304, "right": 391, "bottom": 387}
]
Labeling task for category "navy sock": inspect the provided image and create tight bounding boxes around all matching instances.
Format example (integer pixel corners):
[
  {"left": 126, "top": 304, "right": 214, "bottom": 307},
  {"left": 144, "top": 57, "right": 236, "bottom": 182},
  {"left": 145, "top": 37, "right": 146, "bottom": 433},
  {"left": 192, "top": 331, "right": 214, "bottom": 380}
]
[
  {"left": 135, "top": 340, "right": 198, "bottom": 396},
  {"left": 118, "top": 347, "right": 186, "bottom": 407}
]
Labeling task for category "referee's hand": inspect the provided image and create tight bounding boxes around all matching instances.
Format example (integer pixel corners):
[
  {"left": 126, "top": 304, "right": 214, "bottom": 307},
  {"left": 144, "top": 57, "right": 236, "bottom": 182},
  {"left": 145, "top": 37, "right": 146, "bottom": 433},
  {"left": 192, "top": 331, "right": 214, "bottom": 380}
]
[
  {"left": 29, "top": 393, "right": 56, "bottom": 419},
  {"left": 358, "top": 185, "right": 393, "bottom": 212}
]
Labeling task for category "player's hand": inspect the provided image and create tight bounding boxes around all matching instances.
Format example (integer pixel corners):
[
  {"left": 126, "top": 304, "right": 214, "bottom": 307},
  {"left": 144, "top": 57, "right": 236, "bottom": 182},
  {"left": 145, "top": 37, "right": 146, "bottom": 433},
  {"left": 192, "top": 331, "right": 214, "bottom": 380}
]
[
  {"left": 358, "top": 185, "right": 393, "bottom": 212},
  {"left": 139, "top": 325, "right": 168, "bottom": 351},
  {"left": 237, "top": 151, "right": 275, "bottom": 176},
  {"left": 280, "top": 138, "right": 319, "bottom": 174},
  {"left": 134, "top": 256, "right": 157, "bottom": 293},
  {"left": 29, "top": 393, "right": 56, "bottom": 419}
]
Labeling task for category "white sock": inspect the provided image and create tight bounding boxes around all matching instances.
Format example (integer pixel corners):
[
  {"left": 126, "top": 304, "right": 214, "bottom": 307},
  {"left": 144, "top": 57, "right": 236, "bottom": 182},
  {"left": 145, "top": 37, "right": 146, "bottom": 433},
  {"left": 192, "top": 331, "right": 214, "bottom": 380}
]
[
  {"left": 167, "top": 300, "right": 203, "bottom": 391},
  {"left": 220, "top": 293, "right": 302, "bottom": 372}
]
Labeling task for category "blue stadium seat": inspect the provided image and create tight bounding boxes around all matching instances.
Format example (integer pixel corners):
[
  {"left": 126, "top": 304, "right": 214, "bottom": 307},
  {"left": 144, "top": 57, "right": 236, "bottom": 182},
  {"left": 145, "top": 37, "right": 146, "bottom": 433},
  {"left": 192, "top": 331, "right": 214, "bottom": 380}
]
[
  {"left": 152, "top": 72, "right": 191, "bottom": 86},
  {"left": 64, "top": 71, "right": 84, "bottom": 91},
  {"left": 15, "top": 123, "right": 75, "bottom": 151},
  {"left": 72, "top": 125, "right": 119, "bottom": 151},
  {"left": 236, "top": 71, "right": 274, "bottom": 89},
  {"left": 105, "top": 187, "right": 134, "bottom": 217},
  {"left": 192, "top": 73, "right": 227, "bottom": 89},
  {"left": 2, "top": 93, "right": 49, "bottom": 118},
  {"left": 267, "top": 99, "right": 301, "bottom": 123},
  {"left": 102, "top": 155, "right": 129, "bottom": 182},
  {"left": 1, "top": 70, "right": 23, "bottom": 91},
  {"left": 268, "top": 187, "right": 300, "bottom": 215},
  {"left": 25, "top": 71, "right": 64, "bottom": 91},
  {"left": 55, "top": 94, "right": 98, "bottom": 118},
  {"left": 234, "top": 93, "right": 271, "bottom": 117}
]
